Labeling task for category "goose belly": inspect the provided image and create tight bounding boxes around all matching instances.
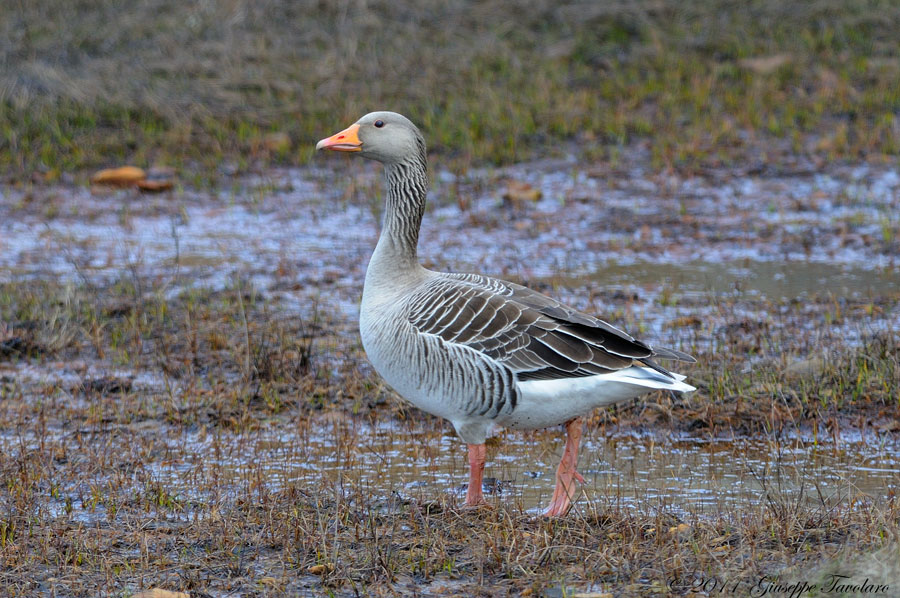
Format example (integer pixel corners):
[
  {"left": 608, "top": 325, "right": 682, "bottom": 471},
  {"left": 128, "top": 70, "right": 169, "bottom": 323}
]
[
  {"left": 359, "top": 311, "right": 516, "bottom": 424},
  {"left": 362, "top": 333, "right": 454, "bottom": 420}
]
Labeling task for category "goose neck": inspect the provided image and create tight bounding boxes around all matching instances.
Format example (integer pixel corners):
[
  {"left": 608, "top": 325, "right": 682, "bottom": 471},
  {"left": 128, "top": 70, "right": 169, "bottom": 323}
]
[{"left": 372, "top": 158, "right": 427, "bottom": 269}]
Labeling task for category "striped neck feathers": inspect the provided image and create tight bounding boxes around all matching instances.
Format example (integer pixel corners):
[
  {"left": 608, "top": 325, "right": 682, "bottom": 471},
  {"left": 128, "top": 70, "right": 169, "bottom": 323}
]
[{"left": 375, "top": 148, "right": 428, "bottom": 267}]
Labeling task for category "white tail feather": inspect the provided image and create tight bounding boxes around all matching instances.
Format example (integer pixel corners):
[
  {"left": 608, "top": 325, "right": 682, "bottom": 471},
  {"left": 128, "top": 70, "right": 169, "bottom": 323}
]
[
  {"left": 500, "top": 367, "right": 695, "bottom": 431},
  {"left": 597, "top": 366, "right": 696, "bottom": 393}
]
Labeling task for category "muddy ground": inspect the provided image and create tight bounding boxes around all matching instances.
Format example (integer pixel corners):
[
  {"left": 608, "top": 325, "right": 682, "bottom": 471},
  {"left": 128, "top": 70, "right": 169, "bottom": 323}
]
[{"left": 1, "top": 155, "right": 898, "bottom": 596}]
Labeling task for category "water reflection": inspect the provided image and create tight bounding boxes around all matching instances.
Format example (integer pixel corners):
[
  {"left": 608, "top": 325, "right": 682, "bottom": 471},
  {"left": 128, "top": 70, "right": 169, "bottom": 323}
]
[{"left": 137, "top": 419, "right": 900, "bottom": 517}]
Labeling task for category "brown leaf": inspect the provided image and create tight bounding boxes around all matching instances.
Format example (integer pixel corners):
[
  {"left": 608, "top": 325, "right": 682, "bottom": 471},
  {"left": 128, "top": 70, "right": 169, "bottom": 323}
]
[
  {"left": 137, "top": 179, "right": 175, "bottom": 192},
  {"left": 91, "top": 166, "right": 146, "bottom": 187},
  {"left": 503, "top": 180, "right": 542, "bottom": 209}
]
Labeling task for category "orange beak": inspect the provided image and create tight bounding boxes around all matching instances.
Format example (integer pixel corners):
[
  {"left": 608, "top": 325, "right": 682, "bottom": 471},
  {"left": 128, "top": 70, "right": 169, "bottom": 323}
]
[{"left": 316, "top": 123, "right": 362, "bottom": 152}]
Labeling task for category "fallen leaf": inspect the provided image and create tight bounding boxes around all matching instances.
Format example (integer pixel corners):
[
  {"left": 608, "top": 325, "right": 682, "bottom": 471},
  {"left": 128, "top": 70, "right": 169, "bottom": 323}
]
[
  {"left": 137, "top": 167, "right": 176, "bottom": 193},
  {"left": 503, "top": 180, "right": 542, "bottom": 208},
  {"left": 137, "top": 179, "right": 175, "bottom": 192},
  {"left": 259, "top": 576, "right": 280, "bottom": 587},
  {"left": 91, "top": 166, "right": 146, "bottom": 187}
]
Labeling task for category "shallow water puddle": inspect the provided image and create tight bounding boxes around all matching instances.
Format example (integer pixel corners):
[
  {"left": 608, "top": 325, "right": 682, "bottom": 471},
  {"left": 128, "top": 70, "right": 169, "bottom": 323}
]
[
  {"left": 3, "top": 164, "right": 898, "bottom": 362},
  {"left": 3, "top": 163, "right": 898, "bottom": 295},
  {"left": 279, "top": 422, "right": 900, "bottom": 516},
  {"left": 577, "top": 432, "right": 900, "bottom": 516},
  {"left": 2, "top": 162, "right": 899, "bottom": 526},
  {"left": 586, "top": 260, "right": 900, "bottom": 300},
  {"left": 27, "top": 418, "right": 889, "bottom": 520},
  {"left": 0, "top": 392, "right": 897, "bottom": 525}
]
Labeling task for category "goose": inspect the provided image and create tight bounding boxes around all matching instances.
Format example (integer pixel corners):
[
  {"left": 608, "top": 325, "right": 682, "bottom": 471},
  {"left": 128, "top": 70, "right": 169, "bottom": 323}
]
[{"left": 317, "top": 112, "right": 695, "bottom": 516}]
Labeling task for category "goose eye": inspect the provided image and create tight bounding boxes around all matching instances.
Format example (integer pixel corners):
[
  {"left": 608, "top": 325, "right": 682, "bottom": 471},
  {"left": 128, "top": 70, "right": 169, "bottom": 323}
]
[{"left": 374, "top": 120, "right": 385, "bottom": 128}]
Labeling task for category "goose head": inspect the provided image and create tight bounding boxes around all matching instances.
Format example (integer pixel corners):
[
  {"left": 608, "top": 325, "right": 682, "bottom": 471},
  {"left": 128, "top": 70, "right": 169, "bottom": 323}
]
[{"left": 316, "top": 111, "right": 425, "bottom": 165}]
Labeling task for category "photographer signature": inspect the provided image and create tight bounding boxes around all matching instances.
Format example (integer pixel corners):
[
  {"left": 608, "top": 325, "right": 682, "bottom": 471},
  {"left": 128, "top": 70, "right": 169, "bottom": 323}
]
[{"left": 668, "top": 574, "right": 889, "bottom": 597}]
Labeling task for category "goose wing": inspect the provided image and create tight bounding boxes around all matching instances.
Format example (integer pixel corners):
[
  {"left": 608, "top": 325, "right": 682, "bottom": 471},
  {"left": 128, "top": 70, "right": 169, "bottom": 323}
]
[{"left": 404, "top": 273, "right": 693, "bottom": 382}]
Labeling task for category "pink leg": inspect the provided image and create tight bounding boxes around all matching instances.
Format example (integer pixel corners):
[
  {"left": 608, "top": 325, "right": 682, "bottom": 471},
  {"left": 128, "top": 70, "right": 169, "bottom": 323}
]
[
  {"left": 465, "top": 443, "right": 487, "bottom": 506},
  {"left": 542, "top": 418, "right": 585, "bottom": 517}
]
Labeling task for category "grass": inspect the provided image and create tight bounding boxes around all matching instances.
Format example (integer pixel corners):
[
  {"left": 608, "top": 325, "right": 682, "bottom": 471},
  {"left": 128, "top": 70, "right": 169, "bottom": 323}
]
[
  {"left": 0, "top": 274, "right": 898, "bottom": 596},
  {"left": 2, "top": 1, "right": 900, "bottom": 182},
  {"left": 1, "top": 272, "right": 898, "bottom": 434}
]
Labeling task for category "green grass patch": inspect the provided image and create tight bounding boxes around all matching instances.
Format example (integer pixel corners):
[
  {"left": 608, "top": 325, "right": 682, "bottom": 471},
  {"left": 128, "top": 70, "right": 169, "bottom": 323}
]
[{"left": 1, "top": 1, "right": 899, "bottom": 180}]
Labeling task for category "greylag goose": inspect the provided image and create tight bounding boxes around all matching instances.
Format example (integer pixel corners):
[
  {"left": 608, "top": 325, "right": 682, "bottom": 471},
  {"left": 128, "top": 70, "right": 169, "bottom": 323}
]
[{"left": 317, "top": 112, "right": 695, "bottom": 516}]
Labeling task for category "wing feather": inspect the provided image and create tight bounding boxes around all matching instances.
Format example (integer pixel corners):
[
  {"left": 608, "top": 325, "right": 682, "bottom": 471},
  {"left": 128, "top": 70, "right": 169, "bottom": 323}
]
[{"left": 404, "top": 272, "right": 694, "bottom": 382}]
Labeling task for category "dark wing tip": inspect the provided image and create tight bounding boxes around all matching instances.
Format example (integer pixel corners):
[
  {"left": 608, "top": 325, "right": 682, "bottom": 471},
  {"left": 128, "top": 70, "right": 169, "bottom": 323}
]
[
  {"left": 639, "top": 358, "right": 675, "bottom": 379},
  {"left": 651, "top": 346, "right": 697, "bottom": 363}
]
